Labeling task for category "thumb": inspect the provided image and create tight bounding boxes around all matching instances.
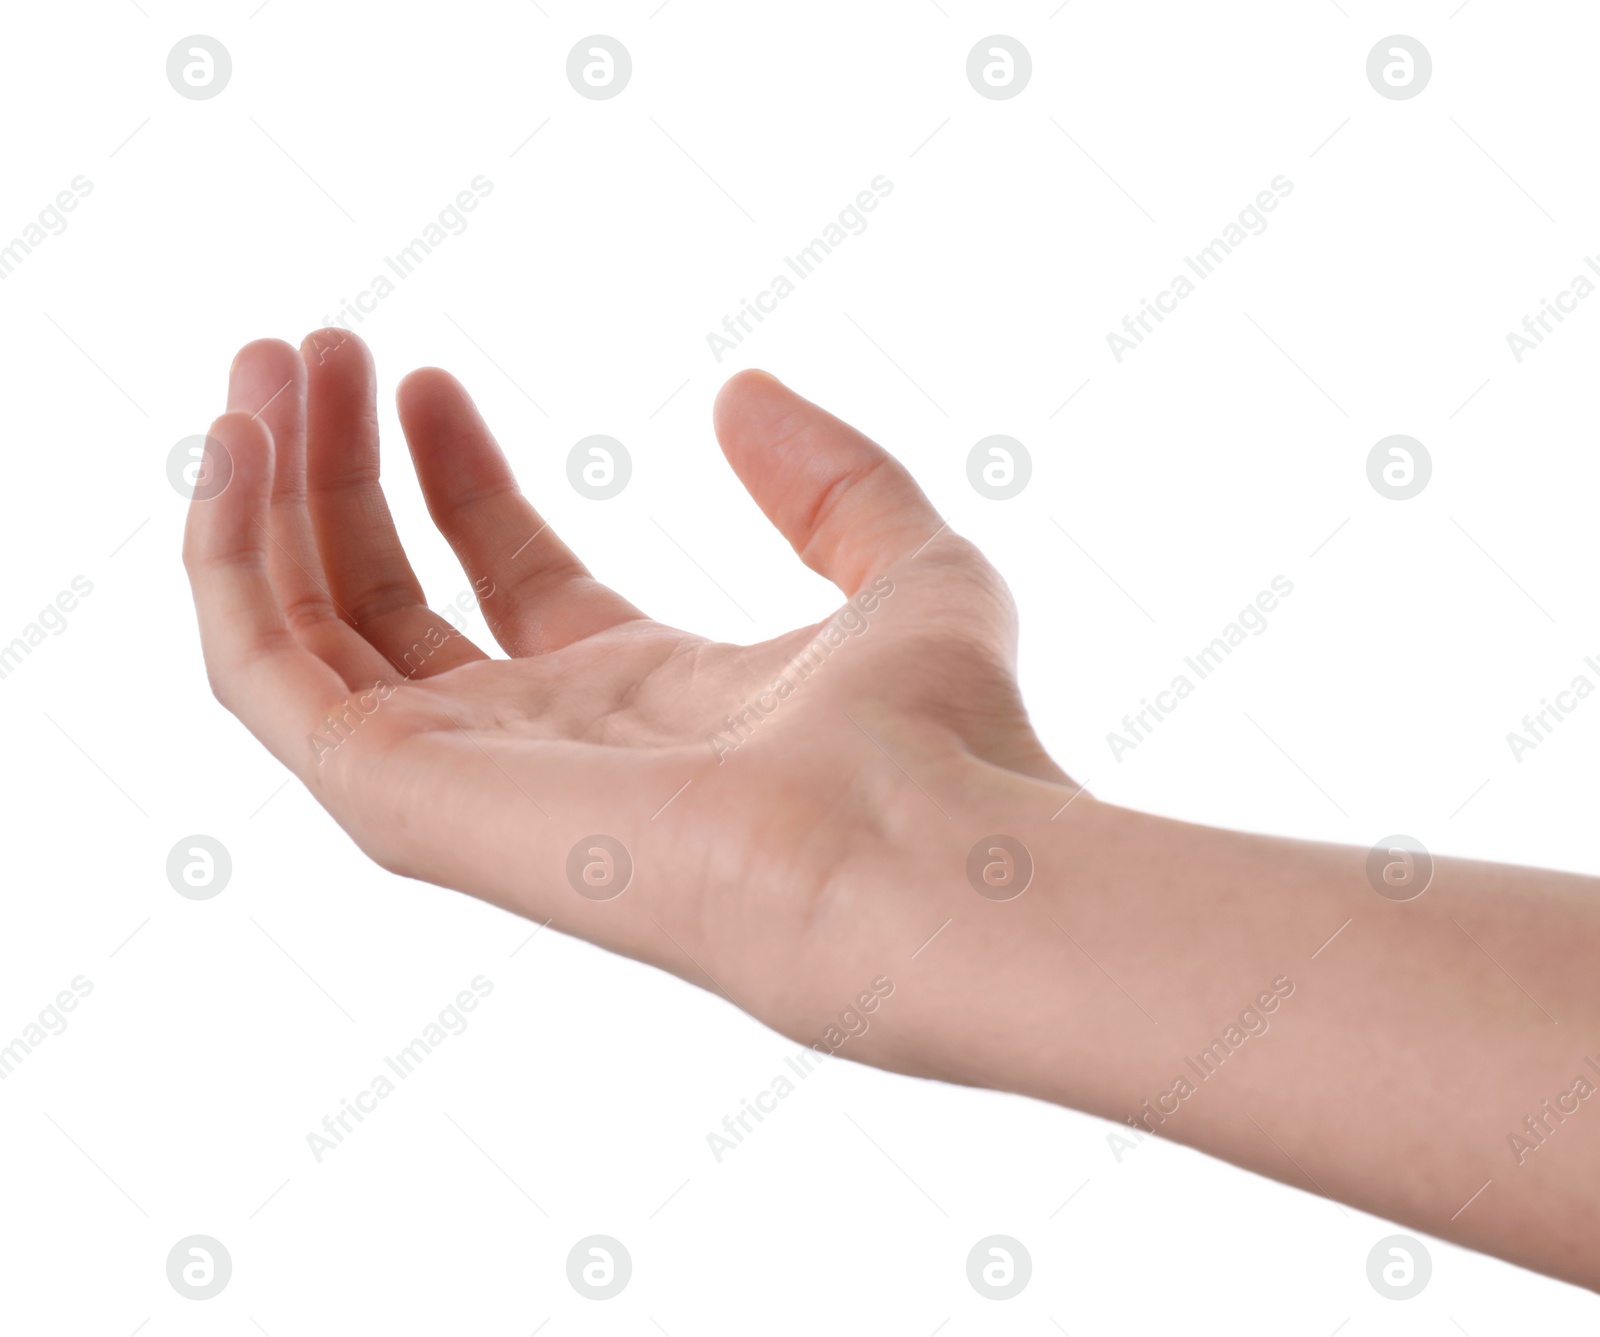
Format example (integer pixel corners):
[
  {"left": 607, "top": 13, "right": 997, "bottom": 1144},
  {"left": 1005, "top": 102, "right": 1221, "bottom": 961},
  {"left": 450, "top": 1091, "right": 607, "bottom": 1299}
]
[{"left": 712, "top": 370, "right": 945, "bottom": 595}]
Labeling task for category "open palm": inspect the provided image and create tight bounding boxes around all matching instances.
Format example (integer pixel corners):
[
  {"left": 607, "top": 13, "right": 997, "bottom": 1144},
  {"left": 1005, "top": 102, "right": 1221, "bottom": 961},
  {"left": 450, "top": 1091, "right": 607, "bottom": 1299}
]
[{"left": 185, "top": 331, "right": 1074, "bottom": 1051}]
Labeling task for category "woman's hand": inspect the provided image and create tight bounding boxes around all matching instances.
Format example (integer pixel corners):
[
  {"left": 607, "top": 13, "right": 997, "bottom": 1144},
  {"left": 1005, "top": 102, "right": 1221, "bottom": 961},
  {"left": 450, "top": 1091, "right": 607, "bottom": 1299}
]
[
  {"left": 185, "top": 330, "right": 1078, "bottom": 1061},
  {"left": 187, "top": 330, "right": 1600, "bottom": 1292}
]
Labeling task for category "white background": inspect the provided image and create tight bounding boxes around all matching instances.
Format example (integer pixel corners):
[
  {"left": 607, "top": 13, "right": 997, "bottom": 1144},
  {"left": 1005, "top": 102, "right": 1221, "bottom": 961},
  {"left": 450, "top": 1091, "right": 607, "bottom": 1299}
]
[{"left": 1, "top": 0, "right": 1597, "bottom": 1331}]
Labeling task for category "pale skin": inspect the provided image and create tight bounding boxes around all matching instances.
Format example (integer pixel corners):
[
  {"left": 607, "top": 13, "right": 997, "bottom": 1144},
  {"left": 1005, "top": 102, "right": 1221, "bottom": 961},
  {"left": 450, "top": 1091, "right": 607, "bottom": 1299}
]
[{"left": 186, "top": 330, "right": 1600, "bottom": 1292}]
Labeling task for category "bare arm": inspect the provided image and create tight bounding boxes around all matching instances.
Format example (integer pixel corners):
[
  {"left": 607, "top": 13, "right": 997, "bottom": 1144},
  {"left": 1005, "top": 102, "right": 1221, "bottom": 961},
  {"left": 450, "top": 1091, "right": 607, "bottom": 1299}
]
[
  {"left": 871, "top": 782, "right": 1600, "bottom": 1290},
  {"left": 185, "top": 330, "right": 1600, "bottom": 1293}
]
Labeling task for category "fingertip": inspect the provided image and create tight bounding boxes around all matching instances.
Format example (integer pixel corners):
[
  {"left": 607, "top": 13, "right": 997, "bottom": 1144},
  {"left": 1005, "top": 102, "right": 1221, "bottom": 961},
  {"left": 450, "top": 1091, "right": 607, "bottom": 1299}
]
[
  {"left": 231, "top": 337, "right": 299, "bottom": 375},
  {"left": 395, "top": 366, "right": 467, "bottom": 418},
  {"left": 396, "top": 368, "right": 505, "bottom": 489},
  {"left": 299, "top": 326, "right": 369, "bottom": 375},
  {"left": 722, "top": 366, "right": 784, "bottom": 392},
  {"left": 206, "top": 410, "right": 274, "bottom": 489},
  {"left": 707, "top": 371, "right": 942, "bottom": 591},
  {"left": 712, "top": 368, "right": 785, "bottom": 437},
  {"left": 210, "top": 408, "right": 272, "bottom": 436},
  {"left": 228, "top": 338, "right": 304, "bottom": 414},
  {"left": 183, "top": 412, "right": 273, "bottom": 566}
]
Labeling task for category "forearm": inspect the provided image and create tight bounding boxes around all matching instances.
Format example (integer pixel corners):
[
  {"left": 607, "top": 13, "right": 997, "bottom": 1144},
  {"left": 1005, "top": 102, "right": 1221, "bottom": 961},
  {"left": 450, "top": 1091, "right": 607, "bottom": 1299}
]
[
  {"left": 883, "top": 774, "right": 1600, "bottom": 1290},
  {"left": 190, "top": 329, "right": 1598, "bottom": 1295}
]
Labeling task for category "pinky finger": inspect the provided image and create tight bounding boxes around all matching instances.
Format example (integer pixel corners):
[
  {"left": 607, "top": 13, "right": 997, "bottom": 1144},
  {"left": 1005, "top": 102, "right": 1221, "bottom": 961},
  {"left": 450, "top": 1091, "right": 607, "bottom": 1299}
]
[{"left": 182, "top": 412, "right": 353, "bottom": 775}]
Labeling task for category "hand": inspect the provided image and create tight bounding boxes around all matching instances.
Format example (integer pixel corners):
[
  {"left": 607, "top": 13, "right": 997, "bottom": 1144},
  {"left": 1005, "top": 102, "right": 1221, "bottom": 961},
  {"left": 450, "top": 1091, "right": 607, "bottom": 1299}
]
[
  {"left": 188, "top": 330, "right": 1600, "bottom": 1293},
  {"left": 185, "top": 329, "right": 1078, "bottom": 1061}
]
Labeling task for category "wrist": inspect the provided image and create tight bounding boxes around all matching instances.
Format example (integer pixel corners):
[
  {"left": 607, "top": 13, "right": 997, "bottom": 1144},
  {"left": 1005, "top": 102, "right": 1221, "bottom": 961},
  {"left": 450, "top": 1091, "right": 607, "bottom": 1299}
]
[{"left": 857, "top": 760, "right": 1147, "bottom": 1112}]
